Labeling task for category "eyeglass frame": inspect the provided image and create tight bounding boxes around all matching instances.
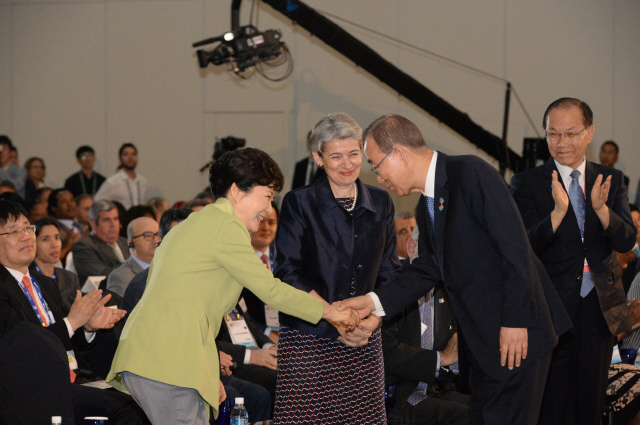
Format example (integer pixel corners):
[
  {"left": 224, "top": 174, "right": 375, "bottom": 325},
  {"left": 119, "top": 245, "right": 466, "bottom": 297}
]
[
  {"left": 545, "top": 126, "right": 589, "bottom": 142},
  {"left": 131, "top": 231, "right": 160, "bottom": 242},
  {"left": 371, "top": 146, "right": 396, "bottom": 176},
  {"left": 0, "top": 224, "right": 36, "bottom": 238}
]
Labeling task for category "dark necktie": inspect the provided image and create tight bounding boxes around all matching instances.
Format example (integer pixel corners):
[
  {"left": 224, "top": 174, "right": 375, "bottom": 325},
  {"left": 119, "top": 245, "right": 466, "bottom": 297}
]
[
  {"left": 426, "top": 196, "right": 435, "bottom": 234},
  {"left": 568, "top": 170, "right": 594, "bottom": 297}
]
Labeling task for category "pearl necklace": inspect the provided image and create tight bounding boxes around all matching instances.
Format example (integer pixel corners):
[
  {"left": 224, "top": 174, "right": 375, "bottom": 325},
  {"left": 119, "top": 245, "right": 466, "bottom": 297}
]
[{"left": 344, "top": 182, "right": 358, "bottom": 212}]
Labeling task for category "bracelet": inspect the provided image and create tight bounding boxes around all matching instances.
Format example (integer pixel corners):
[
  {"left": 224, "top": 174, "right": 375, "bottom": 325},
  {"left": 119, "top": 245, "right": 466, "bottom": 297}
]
[{"left": 83, "top": 325, "right": 98, "bottom": 333}]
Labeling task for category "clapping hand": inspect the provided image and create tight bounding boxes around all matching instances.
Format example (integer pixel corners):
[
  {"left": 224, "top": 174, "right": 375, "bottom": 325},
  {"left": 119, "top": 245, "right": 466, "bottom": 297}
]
[{"left": 591, "top": 174, "right": 612, "bottom": 211}]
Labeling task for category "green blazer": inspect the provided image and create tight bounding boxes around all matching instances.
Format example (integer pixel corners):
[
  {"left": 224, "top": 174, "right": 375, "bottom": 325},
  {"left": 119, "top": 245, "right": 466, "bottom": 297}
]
[{"left": 107, "top": 198, "right": 323, "bottom": 411}]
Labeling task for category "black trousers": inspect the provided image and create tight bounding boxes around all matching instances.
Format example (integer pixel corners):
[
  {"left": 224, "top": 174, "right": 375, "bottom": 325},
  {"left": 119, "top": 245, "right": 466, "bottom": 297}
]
[
  {"left": 222, "top": 375, "right": 272, "bottom": 421},
  {"left": 467, "top": 344, "right": 552, "bottom": 425},
  {"left": 0, "top": 322, "right": 150, "bottom": 425},
  {"left": 398, "top": 390, "right": 470, "bottom": 425},
  {"left": 538, "top": 289, "right": 615, "bottom": 425}
]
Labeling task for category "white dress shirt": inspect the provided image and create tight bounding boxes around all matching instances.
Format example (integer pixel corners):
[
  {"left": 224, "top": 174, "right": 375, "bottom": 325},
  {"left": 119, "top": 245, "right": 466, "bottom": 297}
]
[{"left": 94, "top": 169, "right": 148, "bottom": 210}]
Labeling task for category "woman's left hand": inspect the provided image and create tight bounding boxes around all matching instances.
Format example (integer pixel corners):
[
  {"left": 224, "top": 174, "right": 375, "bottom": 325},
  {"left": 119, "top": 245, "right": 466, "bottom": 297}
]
[
  {"left": 323, "top": 301, "right": 360, "bottom": 331},
  {"left": 338, "top": 313, "right": 380, "bottom": 347}
]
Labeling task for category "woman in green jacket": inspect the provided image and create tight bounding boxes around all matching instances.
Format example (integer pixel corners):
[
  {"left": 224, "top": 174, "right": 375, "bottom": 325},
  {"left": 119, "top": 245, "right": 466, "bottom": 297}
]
[{"left": 107, "top": 148, "right": 356, "bottom": 425}]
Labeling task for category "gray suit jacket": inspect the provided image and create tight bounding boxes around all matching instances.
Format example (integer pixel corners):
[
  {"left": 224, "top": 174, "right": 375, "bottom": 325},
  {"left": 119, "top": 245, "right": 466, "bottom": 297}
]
[
  {"left": 71, "top": 234, "right": 130, "bottom": 286},
  {"left": 106, "top": 255, "right": 144, "bottom": 297}
]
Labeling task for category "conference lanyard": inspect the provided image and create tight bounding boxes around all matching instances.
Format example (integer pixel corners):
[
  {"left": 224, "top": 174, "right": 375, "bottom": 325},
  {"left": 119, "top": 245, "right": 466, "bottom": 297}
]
[
  {"left": 124, "top": 178, "right": 141, "bottom": 207},
  {"left": 78, "top": 171, "right": 98, "bottom": 195},
  {"left": 17, "top": 275, "right": 54, "bottom": 326},
  {"left": 33, "top": 263, "right": 57, "bottom": 283}
]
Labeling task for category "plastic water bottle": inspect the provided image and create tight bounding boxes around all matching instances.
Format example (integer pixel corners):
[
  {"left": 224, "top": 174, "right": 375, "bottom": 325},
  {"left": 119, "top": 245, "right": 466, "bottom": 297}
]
[{"left": 230, "top": 397, "right": 248, "bottom": 425}]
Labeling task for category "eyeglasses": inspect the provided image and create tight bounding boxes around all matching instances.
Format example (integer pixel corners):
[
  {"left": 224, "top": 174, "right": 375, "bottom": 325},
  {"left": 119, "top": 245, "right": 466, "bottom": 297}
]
[
  {"left": 131, "top": 231, "right": 160, "bottom": 241},
  {"left": 545, "top": 127, "right": 588, "bottom": 142},
  {"left": 0, "top": 225, "right": 36, "bottom": 238},
  {"left": 371, "top": 147, "right": 395, "bottom": 176}
]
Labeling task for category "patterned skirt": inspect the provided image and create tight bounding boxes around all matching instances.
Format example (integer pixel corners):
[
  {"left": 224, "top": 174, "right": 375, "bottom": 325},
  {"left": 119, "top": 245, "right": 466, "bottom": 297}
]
[{"left": 273, "top": 326, "right": 387, "bottom": 425}]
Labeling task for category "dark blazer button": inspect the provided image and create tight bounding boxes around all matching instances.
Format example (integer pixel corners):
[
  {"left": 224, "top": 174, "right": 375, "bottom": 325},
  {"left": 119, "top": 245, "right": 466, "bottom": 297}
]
[
  {"left": 354, "top": 234, "right": 359, "bottom": 239},
  {"left": 356, "top": 265, "right": 363, "bottom": 271},
  {"left": 577, "top": 276, "right": 582, "bottom": 281}
]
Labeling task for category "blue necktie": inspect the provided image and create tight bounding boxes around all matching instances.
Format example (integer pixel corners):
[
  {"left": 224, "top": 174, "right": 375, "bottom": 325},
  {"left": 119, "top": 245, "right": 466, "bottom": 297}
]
[
  {"left": 568, "top": 170, "right": 594, "bottom": 297},
  {"left": 426, "top": 196, "right": 435, "bottom": 234}
]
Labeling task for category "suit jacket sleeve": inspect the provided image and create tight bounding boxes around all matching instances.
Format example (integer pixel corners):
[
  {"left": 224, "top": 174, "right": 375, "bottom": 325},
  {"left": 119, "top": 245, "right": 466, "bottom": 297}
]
[
  {"left": 216, "top": 340, "right": 247, "bottom": 365},
  {"left": 72, "top": 238, "right": 121, "bottom": 284},
  {"left": 382, "top": 313, "right": 439, "bottom": 385},
  {"left": 509, "top": 173, "right": 557, "bottom": 256},
  {"left": 602, "top": 171, "right": 636, "bottom": 253},
  {"left": 462, "top": 159, "right": 538, "bottom": 328},
  {"left": 375, "top": 193, "right": 402, "bottom": 290},
  {"left": 274, "top": 192, "right": 316, "bottom": 293}
]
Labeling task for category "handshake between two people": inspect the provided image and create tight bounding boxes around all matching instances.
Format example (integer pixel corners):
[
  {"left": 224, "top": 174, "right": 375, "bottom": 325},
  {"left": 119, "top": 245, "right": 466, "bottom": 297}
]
[{"left": 313, "top": 291, "right": 381, "bottom": 348}]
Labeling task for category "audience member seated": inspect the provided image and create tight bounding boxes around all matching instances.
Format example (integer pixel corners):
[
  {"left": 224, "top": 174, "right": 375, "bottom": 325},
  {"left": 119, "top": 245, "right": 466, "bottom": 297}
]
[
  {"left": 64, "top": 145, "right": 106, "bottom": 197},
  {"left": 8, "top": 145, "right": 18, "bottom": 166},
  {"left": 28, "top": 201, "right": 48, "bottom": 223},
  {"left": 185, "top": 198, "right": 213, "bottom": 212},
  {"left": 0, "top": 200, "right": 149, "bottom": 425},
  {"left": 0, "top": 191, "right": 25, "bottom": 208},
  {"left": 394, "top": 210, "right": 417, "bottom": 261},
  {"left": 0, "top": 181, "right": 16, "bottom": 195},
  {"left": 621, "top": 204, "right": 640, "bottom": 291},
  {"left": 72, "top": 200, "right": 129, "bottom": 285},
  {"left": 30, "top": 217, "right": 81, "bottom": 311},
  {"left": 76, "top": 194, "right": 94, "bottom": 233},
  {"left": 241, "top": 201, "right": 279, "bottom": 343},
  {"left": 107, "top": 217, "right": 159, "bottom": 297},
  {"left": 219, "top": 350, "right": 272, "bottom": 422},
  {"left": 621, "top": 273, "right": 640, "bottom": 353},
  {"left": 95, "top": 143, "right": 147, "bottom": 210},
  {"left": 147, "top": 197, "right": 170, "bottom": 221},
  {"left": 34, "top": 185, "right": 53, "bottom": 207},
  {"left": 23, "top": 156, "right": 46, "bottom": 207},
  {"left": 121, "top": 208, "right": 193, "bottom": 325},
  {"left": 382, "top": 227, "right": 469, "bottom": 425},
  {"left": 48, "top": 188, "right": 84, "bottom": 261},
  {"left": 120, "top": 204, "right": 156, "bottom": 238},
  {"left": 0, "top": 136, "right": 27, "bottom": 198},
  {"left": 599, "top": 140, "right": 630, "bottom": 187}
]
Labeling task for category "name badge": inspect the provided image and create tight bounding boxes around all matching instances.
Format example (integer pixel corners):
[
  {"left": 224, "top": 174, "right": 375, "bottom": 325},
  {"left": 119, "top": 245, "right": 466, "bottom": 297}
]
[
  {"left": 224, "top": 311, "right": 257, "bottom": 347},
  {"left": 67, "top": 350, "right": 79, "bottom": 370},
  {"left": 264, "top": 305, "right": 280, "bottom": 331}
]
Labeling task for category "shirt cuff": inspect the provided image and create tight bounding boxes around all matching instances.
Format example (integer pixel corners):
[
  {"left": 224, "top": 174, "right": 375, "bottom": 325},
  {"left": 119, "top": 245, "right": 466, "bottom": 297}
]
[
  {"left": 263, "top": 328, "right": 272, "bottom": 337},
  {"left": 63, "top": 317, "right": 74, "bottom": 338},
  {"left": 244, "top": 349, "right": 251, "bottom": 365},
  {"left": 262, "top": 343, "right": 275, "bottom": 350},
  {"left": 367, "top": 292, "right": 386, "bottom": 317}
]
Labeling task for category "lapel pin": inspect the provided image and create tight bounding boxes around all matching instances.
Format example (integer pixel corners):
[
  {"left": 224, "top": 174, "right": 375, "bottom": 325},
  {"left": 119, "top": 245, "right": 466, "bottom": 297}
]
[
  {"left": 439, "top": 298, "right": 445, "bottom": 303},
  {"left": 439, "top": 198, "right": 444, "bottom": 211}
]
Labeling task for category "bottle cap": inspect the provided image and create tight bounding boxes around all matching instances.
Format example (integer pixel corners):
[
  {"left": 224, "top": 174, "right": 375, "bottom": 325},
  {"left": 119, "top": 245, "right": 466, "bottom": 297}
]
[
  {"left": 235, "top": 397, "right": 244, "bottom": 404},
  {"left": 52, "top": 417, "right": 62, "bottom": 423}
]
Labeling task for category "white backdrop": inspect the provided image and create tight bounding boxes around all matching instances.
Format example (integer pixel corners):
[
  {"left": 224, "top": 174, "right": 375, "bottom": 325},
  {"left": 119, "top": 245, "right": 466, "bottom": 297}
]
[{"left": 1, "top": 0, "right": 639, "bottom": 211}]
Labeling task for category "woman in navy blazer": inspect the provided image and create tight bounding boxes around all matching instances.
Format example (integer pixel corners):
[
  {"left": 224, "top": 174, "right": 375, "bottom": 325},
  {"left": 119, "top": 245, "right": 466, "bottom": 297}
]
[{"left": 273, "top": 113, "right": 401, "bottom": 424}]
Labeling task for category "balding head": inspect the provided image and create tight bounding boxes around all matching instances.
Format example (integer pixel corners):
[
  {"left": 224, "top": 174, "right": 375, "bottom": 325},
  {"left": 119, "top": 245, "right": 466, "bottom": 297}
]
[{"left": 127, "top": 217, "right": 160, "bottom": 263}]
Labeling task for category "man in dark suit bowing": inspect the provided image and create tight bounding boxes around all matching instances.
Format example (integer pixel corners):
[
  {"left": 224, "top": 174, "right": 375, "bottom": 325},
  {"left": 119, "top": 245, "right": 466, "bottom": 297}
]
[
  {"left": 339, "top": 114, "right": 572, "bottom": 425},
  {"left": 510, "top": 98, "right": 639, "bottom": 425}
]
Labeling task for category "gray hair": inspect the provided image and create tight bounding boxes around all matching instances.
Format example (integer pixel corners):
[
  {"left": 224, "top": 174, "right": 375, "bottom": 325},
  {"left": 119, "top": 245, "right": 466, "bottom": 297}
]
[
  {"left": 308, "top": 112, "right": 363, "bottom": 155},
  {"left": 394, "top": 210, "right": 414, "bottom": 220},
  {"left": 88, "top": 199, "right": 117, "bottom": 222}
]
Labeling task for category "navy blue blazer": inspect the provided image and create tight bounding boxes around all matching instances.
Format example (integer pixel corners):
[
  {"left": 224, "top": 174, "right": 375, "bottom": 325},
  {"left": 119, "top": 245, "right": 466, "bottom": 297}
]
[
  {"left": 275, "top": 174, "right": 401, "bottom": 338},
  {"left": 374, "top": 153, "right": 572, "bottom": 380}
]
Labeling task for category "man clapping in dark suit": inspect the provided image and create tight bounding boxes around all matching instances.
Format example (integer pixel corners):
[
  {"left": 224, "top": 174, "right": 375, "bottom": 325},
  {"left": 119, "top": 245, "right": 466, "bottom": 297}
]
[{"left": 510, "top": 97, "right": 639, "bottom": 425}]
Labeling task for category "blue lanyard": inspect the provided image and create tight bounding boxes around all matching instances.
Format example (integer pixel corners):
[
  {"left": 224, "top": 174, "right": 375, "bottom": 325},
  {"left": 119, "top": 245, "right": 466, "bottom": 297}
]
[
  {"left": 33, "top": 263, "right": 57, "bottom": 283},
  {"left": 17, "top": 275, "right": 54, "bottom": 326}
]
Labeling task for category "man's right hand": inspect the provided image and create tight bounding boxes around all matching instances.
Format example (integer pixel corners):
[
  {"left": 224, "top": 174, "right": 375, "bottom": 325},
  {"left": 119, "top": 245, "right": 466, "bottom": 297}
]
[
  {"left": 66, "top": 289, "right": 104, "bottom": 331},
  {"left": 550, "top": 170, "right": 569, "bottom": 232},
  {"left": 336, "top": 295, "right": 375, "bottom": 320},
  {"left": 439, "top": 333, "right": 458, "bottom": 366},
  {"left": 249, "top": 346, "right": 278, "bottom": 370},
  {"left": 219, "top": 350, "right": 234, "bottom": 376}
]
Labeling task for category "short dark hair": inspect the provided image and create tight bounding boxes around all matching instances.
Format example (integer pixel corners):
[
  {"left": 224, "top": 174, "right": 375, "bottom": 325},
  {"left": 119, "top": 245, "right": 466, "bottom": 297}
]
[
  {"left": 159, "top": 208, "right": 193, "bottom": 239},
  {"left": 208, "top": 148, "right": 285, "bottom": 198},
  {"left": 118, "top": 143, "right": 137, "bottom": 157},
  {"left": 0, "top": 200, "right": 28, "bottom": 227},
  {"left": 75, "top": 193, "right": 93, "bottom": 204},
  {"left": 0, "top": 181, "right": 16, "bottom": 191},
  {"left": 76, "top": 145, "right": 95, "bottom": 158},
  {"left": 542, "top": 97, "right": 593, "bottom": 130},
  {"left": 0, "top": 193, "right": 26, "bottom": 208},
  {"left": 34, "top": 186, "right": 53, "bottom": 204},
  {"left": 362, "top": 115, "right": 428, "bottom": 153},
  {"left": 184, "top": 198, "right": 211, "bottom": 210},
  {"left": 33, "top": 217, "right": 60, "bottom": 237},
  {"left": 47, "top": 189, "right": 72, "bottom": 216},
  {"left": 601, "top": 140, "right": 619, "bottom": 154},
  {"left": 0, "top": 135, "right": 13, "bottom": 148},
  {"left": 630, "top": 204, "right": 639, "bottom": 214}
]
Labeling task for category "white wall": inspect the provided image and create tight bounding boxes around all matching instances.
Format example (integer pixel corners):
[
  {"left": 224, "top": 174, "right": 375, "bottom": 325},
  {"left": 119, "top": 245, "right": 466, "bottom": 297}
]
[{"left": 1, "top": 0, "right": 639, "bottom": 211}]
